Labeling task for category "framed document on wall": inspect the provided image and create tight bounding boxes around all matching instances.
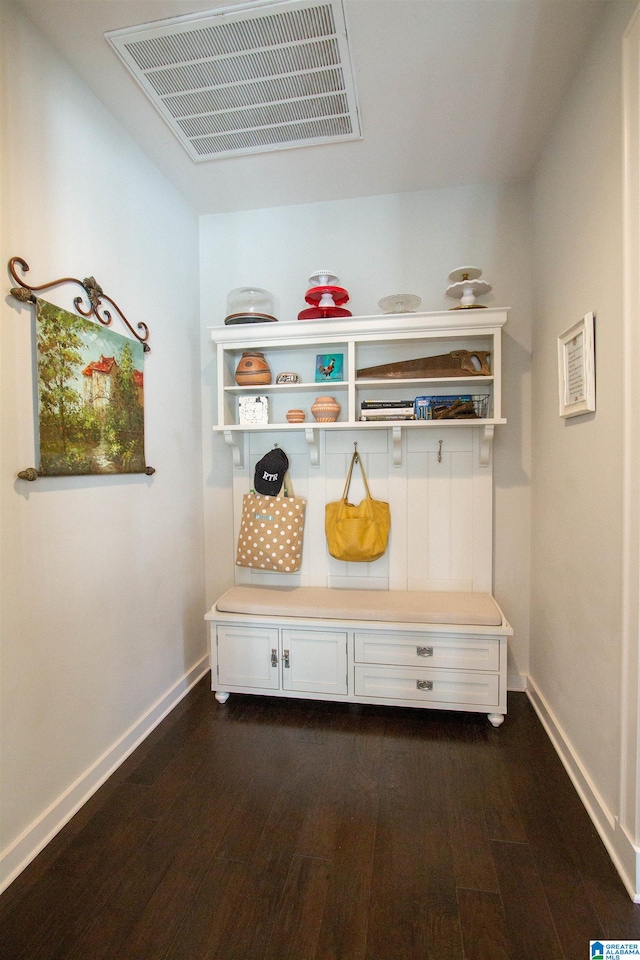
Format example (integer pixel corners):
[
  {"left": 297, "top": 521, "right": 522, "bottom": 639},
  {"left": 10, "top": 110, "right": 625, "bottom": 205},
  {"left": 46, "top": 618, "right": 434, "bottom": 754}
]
[{"left": 557, "top": 312, "right": 595, "bottom": 418}]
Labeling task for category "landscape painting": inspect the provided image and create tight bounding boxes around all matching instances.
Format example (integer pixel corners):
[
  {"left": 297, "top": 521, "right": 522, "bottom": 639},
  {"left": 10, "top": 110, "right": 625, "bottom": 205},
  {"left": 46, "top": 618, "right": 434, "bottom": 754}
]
[{"left": 36, "top": 299, "right": 145, "bottom": 476}]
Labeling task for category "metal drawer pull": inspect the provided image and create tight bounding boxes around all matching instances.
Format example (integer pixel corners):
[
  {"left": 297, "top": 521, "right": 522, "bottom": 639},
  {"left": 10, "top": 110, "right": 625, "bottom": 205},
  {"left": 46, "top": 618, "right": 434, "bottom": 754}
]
[
  {"left": 283, "top": 649, "right": 290, "bottom": 668},
  {"left": 417, "top": 646, "right": 433, "bottom": 657},
  {"left": 416, "top": 679, "right": 433, "bottom": 691},
  {"left": 271, "top": 649, "right": 278, "bottom": 667}
]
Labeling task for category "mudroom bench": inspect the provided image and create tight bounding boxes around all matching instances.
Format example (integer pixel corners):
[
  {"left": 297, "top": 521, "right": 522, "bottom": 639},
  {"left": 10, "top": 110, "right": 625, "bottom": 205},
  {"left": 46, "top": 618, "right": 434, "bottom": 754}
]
[{"left": 205, "top": 586, "right": 512, "bottom": 726}]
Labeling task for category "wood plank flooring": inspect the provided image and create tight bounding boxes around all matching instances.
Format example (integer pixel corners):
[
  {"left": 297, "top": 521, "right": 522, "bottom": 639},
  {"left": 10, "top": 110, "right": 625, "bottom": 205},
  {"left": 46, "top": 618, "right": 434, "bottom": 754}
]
[{"left": 2, "top": 680, "right": 639, "bottom": 960}]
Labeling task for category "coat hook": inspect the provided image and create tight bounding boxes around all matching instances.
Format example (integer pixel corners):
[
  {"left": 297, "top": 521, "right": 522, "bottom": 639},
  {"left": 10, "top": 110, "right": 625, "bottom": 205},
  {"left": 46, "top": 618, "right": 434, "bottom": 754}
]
[{"left": 438, "top": 439, "right": 443, "bottom": 463}]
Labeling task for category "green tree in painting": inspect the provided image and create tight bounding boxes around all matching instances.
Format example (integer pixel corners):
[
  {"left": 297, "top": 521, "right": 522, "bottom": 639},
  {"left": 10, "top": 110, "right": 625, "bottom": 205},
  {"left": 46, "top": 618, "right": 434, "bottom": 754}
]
[
  {"left": 37, "top": 301, "right": 84, "bottom": 457},
  {"left": 104, "top": 341, "right": 144, "bottom": 471}
]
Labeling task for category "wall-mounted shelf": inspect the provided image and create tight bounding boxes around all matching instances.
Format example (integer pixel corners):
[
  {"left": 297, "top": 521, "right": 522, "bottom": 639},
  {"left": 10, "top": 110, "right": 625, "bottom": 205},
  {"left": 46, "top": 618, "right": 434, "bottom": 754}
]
[
  {"left": 222, "top": 419, "right": 504, "bottom": 467},
  {"left": 211, "top": 308, "right": 508, "bottom": 467}
]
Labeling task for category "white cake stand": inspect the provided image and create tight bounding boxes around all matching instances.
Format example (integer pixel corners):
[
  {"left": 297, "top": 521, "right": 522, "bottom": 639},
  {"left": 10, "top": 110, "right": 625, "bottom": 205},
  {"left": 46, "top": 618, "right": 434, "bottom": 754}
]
[{"left": 446, "top": 266, "right": 492, "bottom": 309}]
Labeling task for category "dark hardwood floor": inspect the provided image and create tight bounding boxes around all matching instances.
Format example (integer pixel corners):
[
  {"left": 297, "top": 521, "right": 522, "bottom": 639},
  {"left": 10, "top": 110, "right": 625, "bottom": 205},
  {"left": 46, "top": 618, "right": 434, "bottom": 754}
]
[{"left": 2, "top": 679, "right": 639, "bottom": 960}]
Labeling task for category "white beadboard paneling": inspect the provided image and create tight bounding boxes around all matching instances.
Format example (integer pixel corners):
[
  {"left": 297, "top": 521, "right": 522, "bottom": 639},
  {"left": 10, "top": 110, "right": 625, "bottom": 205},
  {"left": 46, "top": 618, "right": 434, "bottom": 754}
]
[
  {"left": 387, "top": 432, "right": 409, "bottom": 590},
  {"left": 407, "top": 451, "right": 430, "bottom": 580},
  {"left": 246, "top": 570, "right": 306, "bottom": 587},
  {"left": 232, "top": 434, "right": 253, "bottom": 586},
  {"left": 472, "top": 429, "right": 494, "bottom": 592},
  {"left": 403, "top": 427, "right": 490, "bottom": 592},
  {"left": 230, "top": 423, "right": 492, "bottom": 591},
  {"left": 327, "top": 576, "right": 389, "bottom": 590},
  {"left": 450, "top": 452, "right": 475, "bottom": 583},
  {"left": 305, "top": 433, "right": 330, "bottom": 585},
  {"left": 325, "top": 430, "right": 389, "bottom": 456},
  {"left": 408, "top": 578, "right": 476, "bottom": 592},
  {"left": 323, "top": 434, "right": 387, "bottom": 585},
  {"left": 426, "top": 448, "right": 455, "bottom": 581}
]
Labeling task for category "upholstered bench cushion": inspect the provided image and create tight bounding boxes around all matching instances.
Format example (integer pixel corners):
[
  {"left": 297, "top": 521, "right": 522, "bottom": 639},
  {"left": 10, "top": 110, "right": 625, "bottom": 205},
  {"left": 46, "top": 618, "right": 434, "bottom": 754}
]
[{"left": 215, "top": 585, "right": 503, "bottom": 627}]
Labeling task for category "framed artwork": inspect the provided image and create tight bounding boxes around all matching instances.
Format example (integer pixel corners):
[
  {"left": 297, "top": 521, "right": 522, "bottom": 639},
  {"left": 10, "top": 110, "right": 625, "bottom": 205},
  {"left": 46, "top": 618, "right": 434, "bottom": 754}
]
[
  {"left": 9, "top": 256, "right": 154, "bottom": 480},
  {"left": 35, "top": 300, "right": 146, "bottom": 475},
  {"left": 315, "top": 353, "right": 344, "bottom": 382},
  {"left": 557, "top": 312, "right": 595, "bottom": 418},
  {"left": 239, "top": 395, "right": 269, "bottom": 425}
]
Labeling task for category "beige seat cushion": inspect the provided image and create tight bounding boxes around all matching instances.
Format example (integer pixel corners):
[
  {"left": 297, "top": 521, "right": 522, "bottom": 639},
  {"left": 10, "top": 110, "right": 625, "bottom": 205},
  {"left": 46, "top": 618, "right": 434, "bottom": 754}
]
[{"left": 215, "top": 585, "right": 503, "bottom": 627}]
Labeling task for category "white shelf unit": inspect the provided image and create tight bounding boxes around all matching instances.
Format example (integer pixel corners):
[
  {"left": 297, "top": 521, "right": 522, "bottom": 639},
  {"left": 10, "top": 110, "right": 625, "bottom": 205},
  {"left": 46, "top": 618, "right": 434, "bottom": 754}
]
[{"left": 210, "top": 308, "right": 508, "bottom": 466}]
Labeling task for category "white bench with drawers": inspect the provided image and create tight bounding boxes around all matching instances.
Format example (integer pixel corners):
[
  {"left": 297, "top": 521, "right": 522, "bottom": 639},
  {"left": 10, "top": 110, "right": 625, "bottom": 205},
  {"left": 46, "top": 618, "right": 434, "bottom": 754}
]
[{"left": 205, "top": 585, "right": 512, "bottom": 726}]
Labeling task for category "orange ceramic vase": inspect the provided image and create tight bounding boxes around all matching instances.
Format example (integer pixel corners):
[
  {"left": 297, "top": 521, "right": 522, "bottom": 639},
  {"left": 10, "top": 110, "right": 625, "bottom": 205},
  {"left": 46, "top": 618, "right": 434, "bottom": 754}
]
[
  {"left": 234, "top": 351, "right": 272, "bottom": 386},
  {"left": 311, "top": 396, "right": 340, "bottom": 422},
  {"left": 286, "top": 409, "right": 305, "bottom": 423}
]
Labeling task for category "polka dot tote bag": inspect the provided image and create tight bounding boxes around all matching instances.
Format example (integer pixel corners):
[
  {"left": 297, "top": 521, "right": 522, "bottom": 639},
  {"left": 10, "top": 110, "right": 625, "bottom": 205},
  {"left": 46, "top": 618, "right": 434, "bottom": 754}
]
[{"left": 236, "top": 474, "right": 307, "bottom": 573}]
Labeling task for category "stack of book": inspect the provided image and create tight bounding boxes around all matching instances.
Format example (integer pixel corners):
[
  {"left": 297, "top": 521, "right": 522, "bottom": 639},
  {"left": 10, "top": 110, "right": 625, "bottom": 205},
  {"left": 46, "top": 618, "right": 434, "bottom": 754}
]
[{"left": 360, "top": 400, "right": 416, "bottom": 421}]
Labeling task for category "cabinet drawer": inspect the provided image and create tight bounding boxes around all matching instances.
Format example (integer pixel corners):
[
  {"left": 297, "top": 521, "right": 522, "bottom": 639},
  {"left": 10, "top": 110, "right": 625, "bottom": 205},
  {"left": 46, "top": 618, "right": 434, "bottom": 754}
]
[
  {"left": 354, "top": 631, "right": 500, "bottom": 671},
  {"left": 354, "top": 664, "right": 500, "bottom": 707}
]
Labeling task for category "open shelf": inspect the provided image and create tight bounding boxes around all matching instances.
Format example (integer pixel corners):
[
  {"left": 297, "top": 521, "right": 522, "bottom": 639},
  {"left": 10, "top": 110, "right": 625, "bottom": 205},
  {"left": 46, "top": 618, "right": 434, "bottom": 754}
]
[{"left": 211, "top": 308, "right": 508, "bottom": 467}]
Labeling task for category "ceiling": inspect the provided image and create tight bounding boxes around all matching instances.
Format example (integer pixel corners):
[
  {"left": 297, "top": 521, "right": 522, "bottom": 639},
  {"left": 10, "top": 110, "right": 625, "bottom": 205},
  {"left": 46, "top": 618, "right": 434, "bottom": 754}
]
[{"left": 17, "top": 0, "right": 606, "bottom": 215}]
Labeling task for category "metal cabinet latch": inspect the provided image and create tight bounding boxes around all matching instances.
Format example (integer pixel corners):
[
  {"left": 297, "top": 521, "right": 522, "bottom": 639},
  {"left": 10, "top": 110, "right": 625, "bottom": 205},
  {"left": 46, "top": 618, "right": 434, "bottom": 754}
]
[
  {"left": 283, "top": 649, "right": 290, "bottom": 668},
  {"left": 271, "top": 649, "right": 278, "bottom": 667},
  {"left": 416, "top": 679, "right": 433, "bottom": 691},
  {"left": 416, "top": 646, "right": 433, "bottom": 657}
]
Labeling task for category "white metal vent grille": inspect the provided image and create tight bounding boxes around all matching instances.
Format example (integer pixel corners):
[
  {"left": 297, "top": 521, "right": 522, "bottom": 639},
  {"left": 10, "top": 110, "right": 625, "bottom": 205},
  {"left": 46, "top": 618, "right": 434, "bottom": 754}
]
[{"left": 105, "top": 0, "right": 361, "bottom": 161}]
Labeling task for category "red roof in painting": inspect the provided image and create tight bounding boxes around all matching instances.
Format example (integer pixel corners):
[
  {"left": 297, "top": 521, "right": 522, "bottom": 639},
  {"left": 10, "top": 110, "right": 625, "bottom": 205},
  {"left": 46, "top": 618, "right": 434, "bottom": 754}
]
[
  {"left": 83, "top": 355, "right": 116, "bottom": 377},
  {"left": 134, "top": 370, "right": 143, "bottom": 388}
]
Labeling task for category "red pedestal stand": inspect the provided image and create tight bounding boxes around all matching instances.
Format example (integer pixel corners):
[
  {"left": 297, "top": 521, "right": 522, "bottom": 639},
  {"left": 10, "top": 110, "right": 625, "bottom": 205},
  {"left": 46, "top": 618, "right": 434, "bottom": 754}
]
[{"left": 298, "top": 271, "right": 353, "bottom": 320}]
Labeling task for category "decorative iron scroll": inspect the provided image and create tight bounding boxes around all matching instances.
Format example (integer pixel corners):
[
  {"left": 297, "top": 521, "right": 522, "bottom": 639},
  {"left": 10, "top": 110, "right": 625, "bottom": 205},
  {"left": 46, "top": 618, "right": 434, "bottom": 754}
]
[
  {"left": 9, "top": 257, "right": 150, "bottom": 351},
  {"left": 9, "top": 257, "right": 155, "bottom": 480}
]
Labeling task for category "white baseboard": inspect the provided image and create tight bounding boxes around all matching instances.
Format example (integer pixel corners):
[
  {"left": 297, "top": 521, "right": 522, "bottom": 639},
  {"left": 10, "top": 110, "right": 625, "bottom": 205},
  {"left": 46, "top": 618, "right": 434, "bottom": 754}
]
[
  {"left": 507, "top": 671, "right": 527, "bottom": 692},
  {"left": 527, "top": 675, "right": 640, "bottom": 902},
  {"left": 0, "top": 656, "right": 210, "bottom": 895}
]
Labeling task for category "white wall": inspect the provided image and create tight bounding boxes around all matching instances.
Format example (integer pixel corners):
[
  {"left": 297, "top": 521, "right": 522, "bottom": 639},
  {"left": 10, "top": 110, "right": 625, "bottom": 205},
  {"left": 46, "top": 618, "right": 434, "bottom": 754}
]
[
  {"left": 0, "top": 0, "right": 206, "bottom": 889},
  {"left": 531, "top": 0, "right": 637, "bottom": 891},
  {"left": 200, "top": 183, "right": 532, "bottom": 681}
]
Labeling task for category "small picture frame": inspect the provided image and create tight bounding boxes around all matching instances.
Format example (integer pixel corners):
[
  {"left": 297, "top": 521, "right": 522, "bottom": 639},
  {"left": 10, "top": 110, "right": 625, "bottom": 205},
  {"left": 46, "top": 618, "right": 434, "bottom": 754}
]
[
  {"left": 315, "top": 353, "right": 344, "bottom": 382},
  {"left": 239, "top": 395, "right": 269, "bottom": 425},
  {"left": 557, "top": 312, "right": 595, "bottom": 418}
]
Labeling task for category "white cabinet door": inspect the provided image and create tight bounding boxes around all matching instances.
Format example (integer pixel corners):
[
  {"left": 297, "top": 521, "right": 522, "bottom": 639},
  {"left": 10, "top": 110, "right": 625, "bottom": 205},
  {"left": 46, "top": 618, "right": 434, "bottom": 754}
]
[
  {"left": 216, "top": 624, "right": 280, "bottom": 690},
  {"left": 282, "top": 629, "right": 348, "bottom": 695}
]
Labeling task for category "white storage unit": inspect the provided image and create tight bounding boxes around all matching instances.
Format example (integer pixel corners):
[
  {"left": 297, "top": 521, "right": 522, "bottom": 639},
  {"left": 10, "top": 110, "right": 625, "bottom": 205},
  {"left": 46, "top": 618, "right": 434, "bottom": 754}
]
[
  {"left": 207, "top": 603, "right": 511, "bottom": 726},
  {"left": 207, "top": 309, "right": 512, "bottom": 724}
]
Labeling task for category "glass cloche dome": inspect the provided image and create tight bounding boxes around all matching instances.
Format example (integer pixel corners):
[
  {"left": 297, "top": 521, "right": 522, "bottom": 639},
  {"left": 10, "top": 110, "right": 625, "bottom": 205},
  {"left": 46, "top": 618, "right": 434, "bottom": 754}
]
[{"left": 225, "top": 287, "right": 277, "bottom": 324}]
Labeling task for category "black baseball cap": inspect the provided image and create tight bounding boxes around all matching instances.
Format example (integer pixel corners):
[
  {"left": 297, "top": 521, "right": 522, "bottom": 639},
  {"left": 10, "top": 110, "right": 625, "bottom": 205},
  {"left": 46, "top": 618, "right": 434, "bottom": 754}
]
[{"left": 254, "top": 447, "right": 289, "bottom": 495}]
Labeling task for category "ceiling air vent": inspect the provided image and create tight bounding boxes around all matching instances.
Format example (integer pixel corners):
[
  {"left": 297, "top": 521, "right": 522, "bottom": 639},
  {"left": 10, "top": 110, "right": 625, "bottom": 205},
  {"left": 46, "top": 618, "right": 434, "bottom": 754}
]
[{"left": 105, "top": 0, "right": 361, "bottom": 161}]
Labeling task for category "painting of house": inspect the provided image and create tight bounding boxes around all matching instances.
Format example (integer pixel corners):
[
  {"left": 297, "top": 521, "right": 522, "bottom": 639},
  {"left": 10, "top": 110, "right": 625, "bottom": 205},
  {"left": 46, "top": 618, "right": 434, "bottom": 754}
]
[
  {"left": 82, "top": 355, "right": 116, "bottom": 410},
  {"left": 83, "top": 356, "right": 144, "bottom": 412},
  {"left": 36, "top": 299, "right": 146, "bottom": 476}
]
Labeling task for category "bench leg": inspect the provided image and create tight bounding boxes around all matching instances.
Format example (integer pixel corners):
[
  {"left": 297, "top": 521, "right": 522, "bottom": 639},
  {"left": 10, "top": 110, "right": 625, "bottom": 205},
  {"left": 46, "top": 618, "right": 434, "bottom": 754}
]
[
  {"left": 215, "top": 691, "right": 230, "bottom": 704},
  {"left": 487, "top": 713, "right": 504, "bottom": 727}
]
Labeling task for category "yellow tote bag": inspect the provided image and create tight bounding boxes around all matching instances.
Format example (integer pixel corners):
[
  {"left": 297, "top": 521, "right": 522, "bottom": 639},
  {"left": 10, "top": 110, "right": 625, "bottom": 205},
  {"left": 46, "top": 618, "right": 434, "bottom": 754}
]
[{"left": 325, "top": 451, "right": 390, "bottom": 562}]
